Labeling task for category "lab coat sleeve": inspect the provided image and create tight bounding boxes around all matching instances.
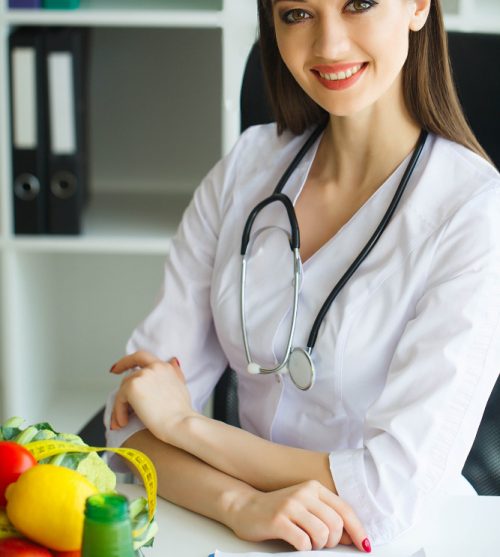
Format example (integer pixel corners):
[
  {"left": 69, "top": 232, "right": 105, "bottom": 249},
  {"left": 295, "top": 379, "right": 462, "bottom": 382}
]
[
  {"left": 104, "top": 138, "right": 243, "bottom": 449},
  {"left": 329, "top": 186, "right": 500, "bottom": 544}
]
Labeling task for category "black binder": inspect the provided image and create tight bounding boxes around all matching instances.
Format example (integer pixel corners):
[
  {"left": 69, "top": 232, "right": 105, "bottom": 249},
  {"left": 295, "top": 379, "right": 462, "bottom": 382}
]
[
  {"left": 9, "top": 28, "right": 48, "bottom": 234},
  {"left": 45, "top": 27, "right": 89, "bottom": 235}
]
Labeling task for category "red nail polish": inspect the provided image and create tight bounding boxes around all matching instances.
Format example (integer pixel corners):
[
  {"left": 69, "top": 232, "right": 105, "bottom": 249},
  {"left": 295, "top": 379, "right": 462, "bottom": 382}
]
[
  {"left": 174, "top": 358, "right": 180, "bottom": 367},
  {"left": 362, "top": 538, "right": 371, "bottom": 553},
  {"left": 110, "top": 364, "right": 117, "bottom": 373}
]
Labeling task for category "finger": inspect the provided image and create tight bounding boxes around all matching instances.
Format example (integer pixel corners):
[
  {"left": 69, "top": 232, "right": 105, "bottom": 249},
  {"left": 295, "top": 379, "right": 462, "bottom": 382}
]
[
  {"left": 339, "top": 530, "right": 353, "bottom": 545},
  {"left": 112, "top": 388, "right": 132, "bottom": 428},
  {"left": 275, "top": 519, "right": 312, "bottom": 552},
  {"left": 306, "top": 499, "right": 344, "bottom": 548},
  {"left": 319, "top": 486, "right": 371, "bottom": 553},
  {"left": 167, "top": 357, "right": 186, "bottom": 383},
  {"left": 290, "top": 509, "right": 330, "bottom": 550},
  {"left": 110, "top": 409, "right": 117, "bottom": 430},
  {"left": 110, "top": 350, "right": 161, "bottom": 374}
]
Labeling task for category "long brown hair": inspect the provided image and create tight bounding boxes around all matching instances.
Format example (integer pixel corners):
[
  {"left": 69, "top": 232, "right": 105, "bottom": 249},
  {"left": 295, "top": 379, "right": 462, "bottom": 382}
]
[{"left": 257, "top": 0, "right": 493, "bottom": 165}]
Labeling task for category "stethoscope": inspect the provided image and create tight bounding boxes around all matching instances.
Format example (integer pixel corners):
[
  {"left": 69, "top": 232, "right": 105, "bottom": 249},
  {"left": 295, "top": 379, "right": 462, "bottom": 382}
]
[{"left": 240, "top": 118, "right": 428, "bottom": 391}]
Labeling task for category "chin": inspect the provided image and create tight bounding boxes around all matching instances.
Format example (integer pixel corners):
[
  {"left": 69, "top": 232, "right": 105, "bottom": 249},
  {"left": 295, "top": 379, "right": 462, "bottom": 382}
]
[{"left": 320, "top": 101, "right": 369, "bottom": 119}]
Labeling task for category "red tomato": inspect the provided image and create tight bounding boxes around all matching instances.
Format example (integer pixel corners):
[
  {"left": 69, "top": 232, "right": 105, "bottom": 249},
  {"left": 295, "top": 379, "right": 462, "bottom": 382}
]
[
  {"left": 0, "top": 442, "right": 37, "bottom": 507},
  {"left": 0, "top": 538, "right": 53, "bottom": 556}
]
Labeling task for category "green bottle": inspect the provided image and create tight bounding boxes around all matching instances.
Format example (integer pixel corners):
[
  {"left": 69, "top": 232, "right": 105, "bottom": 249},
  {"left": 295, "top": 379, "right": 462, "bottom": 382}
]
[{"left": 81, "top": 493, "right": 135, "bottom": 557}]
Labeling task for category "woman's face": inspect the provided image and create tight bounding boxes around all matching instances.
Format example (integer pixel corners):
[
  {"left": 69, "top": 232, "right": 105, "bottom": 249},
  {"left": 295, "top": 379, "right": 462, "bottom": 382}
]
[{"left": 271, "top": 0, "right": 425, "bottom": 118}]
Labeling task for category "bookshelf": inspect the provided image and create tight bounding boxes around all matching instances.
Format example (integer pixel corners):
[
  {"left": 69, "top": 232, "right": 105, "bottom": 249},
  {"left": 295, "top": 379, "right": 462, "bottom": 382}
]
[
  {"left": 0, "top": 0, "right": 498, "bottom": 434},
  {"left": 0, "top": 0, "right": 257, "bottom": 434}
]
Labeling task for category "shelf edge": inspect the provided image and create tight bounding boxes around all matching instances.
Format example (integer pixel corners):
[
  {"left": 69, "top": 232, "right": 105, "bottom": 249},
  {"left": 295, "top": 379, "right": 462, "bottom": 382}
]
[
  {"left": 5, "top": 9, "right": 223, "bottom": 28},
  {"left": 8, "top": 236, "right": 172, "bottom": 255}
]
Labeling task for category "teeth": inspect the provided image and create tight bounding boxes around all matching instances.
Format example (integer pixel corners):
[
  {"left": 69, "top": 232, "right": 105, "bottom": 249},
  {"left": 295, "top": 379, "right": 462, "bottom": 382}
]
[{"left": 319, "top": 64, "right": 363, "bottom": 81}]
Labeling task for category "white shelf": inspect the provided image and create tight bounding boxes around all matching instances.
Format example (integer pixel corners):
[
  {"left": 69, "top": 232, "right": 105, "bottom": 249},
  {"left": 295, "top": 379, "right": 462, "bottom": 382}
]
[
  {"left": 1, "top": 249, "right": 167, "bottom": 421},
  {"left": 10, "top": 236, "right": 172, "bottom": 254},
  {"left": 9, "top": 192, "right": 189, "bottom": 254},
  {"left": 6, "top": 8, "right": 223, "bottom": 28}
]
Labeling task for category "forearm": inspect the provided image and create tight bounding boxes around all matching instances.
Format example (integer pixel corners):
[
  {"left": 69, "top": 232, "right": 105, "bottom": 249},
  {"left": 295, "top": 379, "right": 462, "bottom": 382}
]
[
  {"left": 122, "top": 428, "right": 256, "bottom": 526},
  {"left": 169, "top": 414, "right": 337, "bottom": 494}
]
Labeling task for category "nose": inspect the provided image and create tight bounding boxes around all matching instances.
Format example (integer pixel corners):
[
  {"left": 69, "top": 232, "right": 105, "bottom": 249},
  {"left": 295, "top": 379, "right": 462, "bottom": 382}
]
[{"left": 313, "top": 13, "right": 350, "bottom": 60}]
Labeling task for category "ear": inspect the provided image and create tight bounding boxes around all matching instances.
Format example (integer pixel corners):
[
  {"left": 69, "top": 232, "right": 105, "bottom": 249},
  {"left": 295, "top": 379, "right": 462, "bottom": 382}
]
[{"left": 408, "top": 0, "right": 432, "bottom": 32}]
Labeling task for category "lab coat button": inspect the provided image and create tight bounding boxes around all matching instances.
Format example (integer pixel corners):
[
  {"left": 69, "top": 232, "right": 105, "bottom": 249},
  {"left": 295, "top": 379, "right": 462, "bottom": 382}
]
[{"left": 275, "top": 374, "right": 282, "bottom": 384}]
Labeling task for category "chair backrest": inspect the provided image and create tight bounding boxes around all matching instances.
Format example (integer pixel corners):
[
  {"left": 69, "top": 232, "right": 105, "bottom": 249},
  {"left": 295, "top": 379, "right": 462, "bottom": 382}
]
[
  {"left": 240, "top": 41, "right": 274, "bottom": 133},
  {"left": 462, "top": 376, "right": 500, "bottom": 494},
  {"left": 447, "top": 32, "right": 500, "bottom": 170},
  {"left": 213, "top": 34, "right": 500, "bottom": 494},
  {"left": 78, "top": 406, "right": 106, "bottom": 447}
]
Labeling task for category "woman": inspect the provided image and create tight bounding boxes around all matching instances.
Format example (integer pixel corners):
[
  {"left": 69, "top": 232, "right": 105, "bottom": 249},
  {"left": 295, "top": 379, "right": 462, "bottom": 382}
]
[{"left": 105, "top": 0, "right": 500, "bottom": 552}]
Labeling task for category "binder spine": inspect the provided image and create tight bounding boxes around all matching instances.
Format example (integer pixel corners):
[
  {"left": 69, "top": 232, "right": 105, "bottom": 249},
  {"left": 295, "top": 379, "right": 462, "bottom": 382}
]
[
  {"left": 9, "top": 28, "right": 48, "bottom": 235},
  {"left": 45, "top": 27, "right": 88, "bottom": 235}
]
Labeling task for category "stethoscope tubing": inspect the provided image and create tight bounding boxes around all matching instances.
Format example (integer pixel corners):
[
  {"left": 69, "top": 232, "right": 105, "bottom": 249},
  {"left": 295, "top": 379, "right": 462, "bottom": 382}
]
[
  {"left": 241, "top": 193, "right": 301, "bottom": 255},
  {"left": 240, "top": 245, "right": 301, "bottom": 374},
  {"left": 240, "top": 194, "right": 303, "bottom": 372},
  {"left": 240, "top": 119, "right": 428, "bottom": 387},
  {"left": 273, "top": 118, "right": 329, "bottom": 197},
  {"left": 305, "top": 128, "right": 429, "bottom": 351}
]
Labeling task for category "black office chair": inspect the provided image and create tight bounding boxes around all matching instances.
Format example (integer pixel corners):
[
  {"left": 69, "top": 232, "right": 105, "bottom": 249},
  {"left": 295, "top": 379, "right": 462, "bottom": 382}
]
[
  {"left": 81, "top": 32, "right": 500, "bottom": 495},
  {"left": 447, "top": 32, "right": 500, "bottom": 170}
]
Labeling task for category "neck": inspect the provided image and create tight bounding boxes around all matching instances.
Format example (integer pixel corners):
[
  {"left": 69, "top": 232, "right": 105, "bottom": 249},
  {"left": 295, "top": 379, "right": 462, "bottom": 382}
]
[{"left": 311, "top": 80, "right": 422, "bottom": 194}]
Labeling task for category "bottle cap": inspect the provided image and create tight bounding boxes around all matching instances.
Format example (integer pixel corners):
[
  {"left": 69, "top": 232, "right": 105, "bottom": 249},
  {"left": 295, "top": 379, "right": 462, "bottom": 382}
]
[{"left": 84, "top": 493, "right": 129, "bottom": 523}]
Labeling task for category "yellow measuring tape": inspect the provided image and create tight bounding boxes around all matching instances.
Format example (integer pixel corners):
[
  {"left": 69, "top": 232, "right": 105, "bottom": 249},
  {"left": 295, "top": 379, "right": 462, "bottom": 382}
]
[{"left": 24, "top": 440, "right": 157, "bottom": 537}]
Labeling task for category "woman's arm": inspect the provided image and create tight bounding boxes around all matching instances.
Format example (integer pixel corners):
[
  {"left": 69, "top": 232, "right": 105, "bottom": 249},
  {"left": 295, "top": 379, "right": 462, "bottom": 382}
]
[
  {"left": 123, "top": 428, "right": 247, "bottom": 524},
  {"left": 111, "top": 353, "right": 336, "bottom": 494},
  {"left": 110, "top": 353, "right": 371, "bottom": 552},
  {"left": 121, "top": 428, "right": 368, "bottom": 552},
  {"left": 171, "top": 413, "right": 337, "bottom": 494}
]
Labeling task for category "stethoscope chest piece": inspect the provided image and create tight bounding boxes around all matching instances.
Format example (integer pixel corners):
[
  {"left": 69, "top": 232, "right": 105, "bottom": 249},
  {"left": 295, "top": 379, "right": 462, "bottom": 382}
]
[{"left": 287, "top": 347, "right": 315, "bottom": 391}]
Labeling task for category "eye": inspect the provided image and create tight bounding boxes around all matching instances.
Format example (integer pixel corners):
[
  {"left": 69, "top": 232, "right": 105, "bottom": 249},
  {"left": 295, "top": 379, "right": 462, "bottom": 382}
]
[
  {"left": 344, "top": 0, "right": 378, "bottom": 13},
  {"left": 280, "top": 8, "right": 312, "bottom": 24}
]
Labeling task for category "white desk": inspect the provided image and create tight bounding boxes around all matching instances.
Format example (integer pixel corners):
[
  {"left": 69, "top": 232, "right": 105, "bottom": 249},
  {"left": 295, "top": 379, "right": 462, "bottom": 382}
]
[{"left": 120, "top": 484, "right": 500, "bottom": 557}]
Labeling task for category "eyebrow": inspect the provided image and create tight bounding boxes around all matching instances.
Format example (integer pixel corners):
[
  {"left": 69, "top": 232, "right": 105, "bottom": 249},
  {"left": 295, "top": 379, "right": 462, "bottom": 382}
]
[{"left": 272, "top": 0, "right": 307, "bottom": 4}]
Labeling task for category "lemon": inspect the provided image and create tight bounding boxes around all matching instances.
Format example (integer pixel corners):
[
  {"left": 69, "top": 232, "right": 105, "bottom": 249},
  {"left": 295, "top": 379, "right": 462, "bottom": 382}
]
[{"left": 5, "top": 464, "right": 98, "bottom": 551}]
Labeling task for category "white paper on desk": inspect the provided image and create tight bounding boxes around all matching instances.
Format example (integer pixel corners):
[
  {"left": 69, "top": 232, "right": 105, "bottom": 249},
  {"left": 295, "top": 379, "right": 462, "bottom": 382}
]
[{"left": 212, "top": 548, "right": 425, "bottom": 557}]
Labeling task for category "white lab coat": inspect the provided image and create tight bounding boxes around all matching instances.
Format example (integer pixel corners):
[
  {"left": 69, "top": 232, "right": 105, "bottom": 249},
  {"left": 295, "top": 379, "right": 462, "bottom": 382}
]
[{"left": 105, "top": 123, "right": 500, "bottom": 545}]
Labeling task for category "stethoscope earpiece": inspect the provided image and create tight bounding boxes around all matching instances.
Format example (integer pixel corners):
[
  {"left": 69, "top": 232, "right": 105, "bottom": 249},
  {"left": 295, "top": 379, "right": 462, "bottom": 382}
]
[{"left": 247, "top": 362, "right": 261, "bottom": 375}]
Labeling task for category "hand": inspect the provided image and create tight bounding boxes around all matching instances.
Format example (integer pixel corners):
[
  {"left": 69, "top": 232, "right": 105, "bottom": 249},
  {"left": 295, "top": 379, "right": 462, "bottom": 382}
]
[
  {"left": 109, "top": 350, "right": 195, "bottom": 443},
  {"left": 226, "top": 480, "right": 369, "bottom": 552}
]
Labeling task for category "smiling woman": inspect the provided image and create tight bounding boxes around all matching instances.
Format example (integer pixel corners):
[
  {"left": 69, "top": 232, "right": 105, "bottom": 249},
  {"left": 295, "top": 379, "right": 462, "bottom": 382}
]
[
  {"left": 104, "top": 0, "right": 500, "bottom": 553},
  {"left": 259, "top": 0, "right": 491, "bottom": 166}
]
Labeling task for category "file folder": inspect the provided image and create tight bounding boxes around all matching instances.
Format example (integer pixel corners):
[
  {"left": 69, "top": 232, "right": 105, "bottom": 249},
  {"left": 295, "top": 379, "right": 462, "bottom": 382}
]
[
  {"left": 43, "top": 0, "right": 80, "bottom": 8},
  {"left": 45, "top": 27, "right": 89, "bottom": 234},
  {"left": 9, "top": 1, "right": 42, "bottom": 7},
  {"left": 9, "top": 28, "right": 48, "bottom": 234}
]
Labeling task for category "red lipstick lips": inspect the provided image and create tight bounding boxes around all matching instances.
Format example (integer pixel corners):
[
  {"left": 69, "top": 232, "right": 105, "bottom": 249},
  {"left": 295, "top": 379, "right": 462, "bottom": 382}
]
[{"left": 312, "top": 62, "right": 368, "bottom": 91}]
